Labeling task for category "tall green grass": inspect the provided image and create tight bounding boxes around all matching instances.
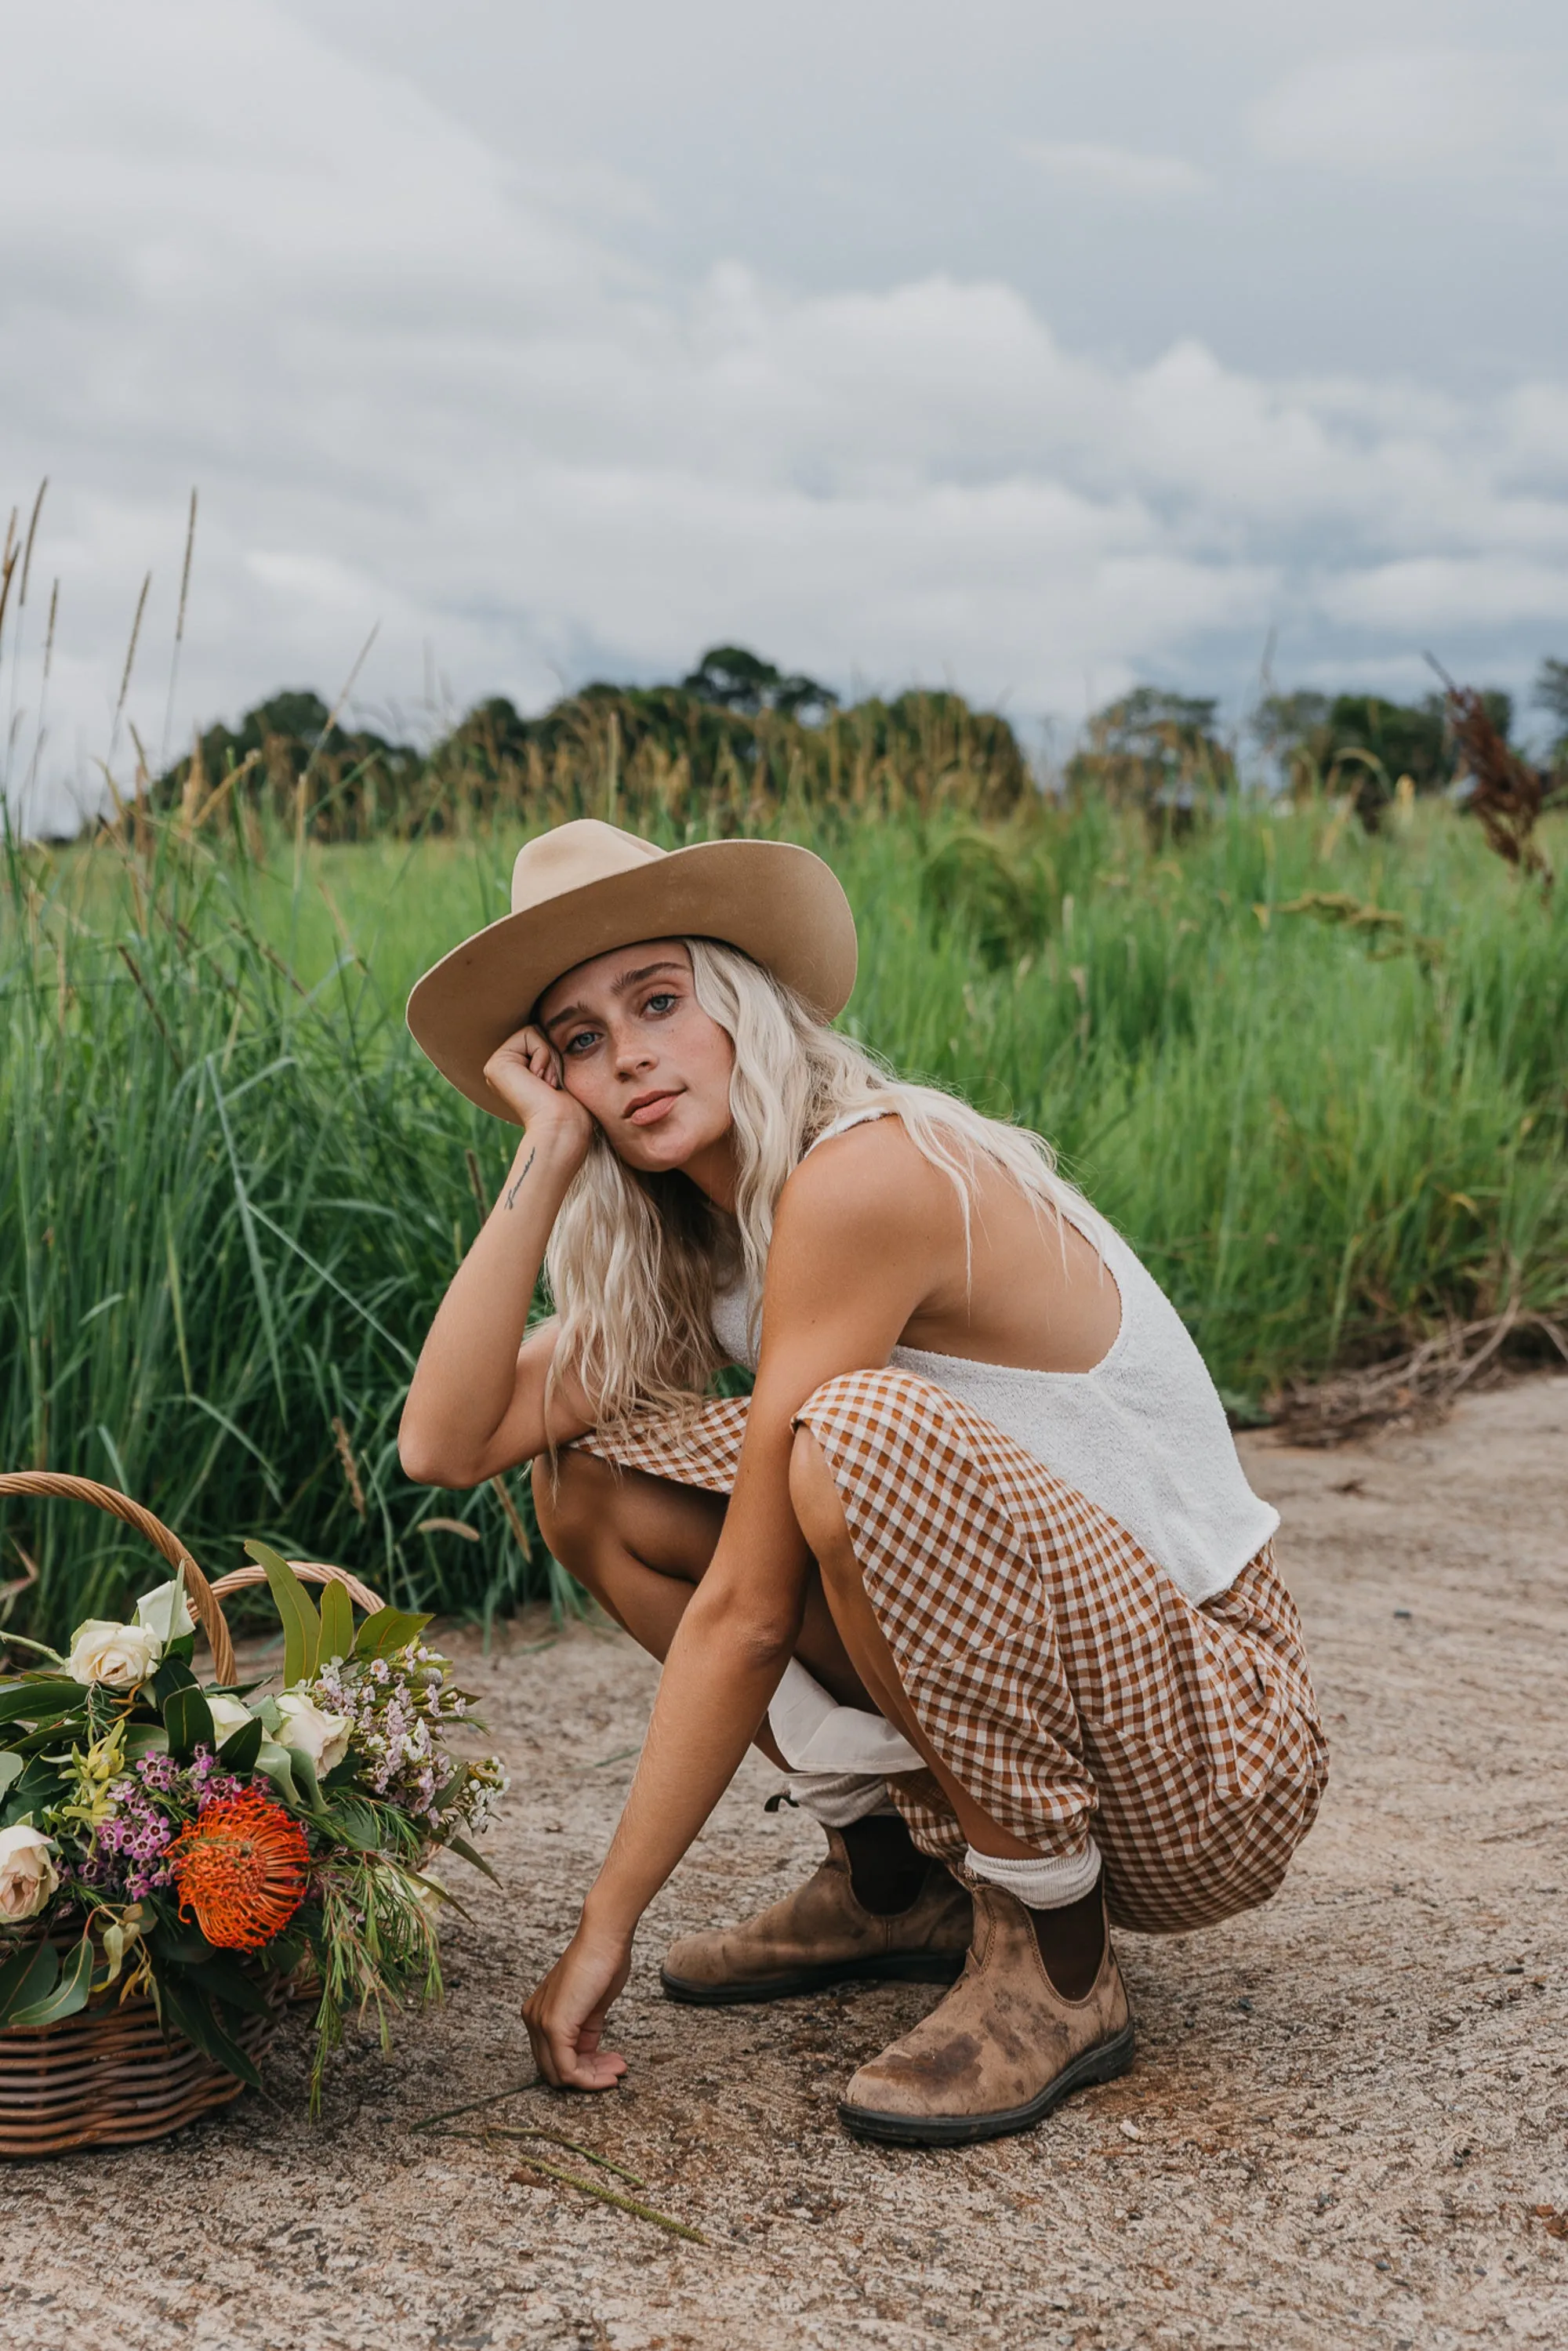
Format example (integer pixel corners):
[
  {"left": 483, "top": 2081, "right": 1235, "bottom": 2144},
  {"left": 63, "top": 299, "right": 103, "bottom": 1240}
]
[{"left": 2, "top": 793, "right": 1564, "bottom": 1644}]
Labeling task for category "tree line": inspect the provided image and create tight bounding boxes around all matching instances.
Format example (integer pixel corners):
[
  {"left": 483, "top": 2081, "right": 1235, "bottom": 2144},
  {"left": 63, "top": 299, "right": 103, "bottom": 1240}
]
[{"left": 151, "top": 645, "right": 1568, "bottom": 845}]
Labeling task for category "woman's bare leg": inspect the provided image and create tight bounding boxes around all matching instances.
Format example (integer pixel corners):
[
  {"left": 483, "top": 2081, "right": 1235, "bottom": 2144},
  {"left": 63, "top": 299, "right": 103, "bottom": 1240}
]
[{"left": 532, "top": 1449, "right": 875, "bottom": 1765}]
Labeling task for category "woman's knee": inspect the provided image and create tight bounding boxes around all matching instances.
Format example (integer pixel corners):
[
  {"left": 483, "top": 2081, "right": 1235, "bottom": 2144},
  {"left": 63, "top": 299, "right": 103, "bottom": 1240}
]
[
  {"left": 532, "top": 1446, "right": 725, "bottom": 1585},
  {"left": 529, "top": 1446, "right": 612, "bottom": 1565}
]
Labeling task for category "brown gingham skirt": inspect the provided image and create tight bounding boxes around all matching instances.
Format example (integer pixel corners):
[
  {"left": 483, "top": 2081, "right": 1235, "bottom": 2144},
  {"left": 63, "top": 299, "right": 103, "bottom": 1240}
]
[{"left": 577, "top": 1368, "right": 1329, "bottom": 1936}]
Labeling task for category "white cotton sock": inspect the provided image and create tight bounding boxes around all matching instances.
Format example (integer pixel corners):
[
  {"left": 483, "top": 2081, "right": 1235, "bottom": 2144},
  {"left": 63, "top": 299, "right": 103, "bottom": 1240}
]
[
  {"left": 963, "top": 1839, "right": 1102, "bottom": 1910},
  {"left": 789, "top": 1771, "right": 896, "bottom": 1828}
]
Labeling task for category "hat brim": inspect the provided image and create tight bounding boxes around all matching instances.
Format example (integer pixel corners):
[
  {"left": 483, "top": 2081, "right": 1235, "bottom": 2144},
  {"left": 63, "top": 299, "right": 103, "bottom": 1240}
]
[{"left": 405, "top": 837, "right": 858, "bottom": 1121}]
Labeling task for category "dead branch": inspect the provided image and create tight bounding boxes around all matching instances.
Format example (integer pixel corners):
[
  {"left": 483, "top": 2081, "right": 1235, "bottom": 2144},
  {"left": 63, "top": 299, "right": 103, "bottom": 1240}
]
[{"left": 1268, "top": 1308, "right": 1568, "bottom": 1446}]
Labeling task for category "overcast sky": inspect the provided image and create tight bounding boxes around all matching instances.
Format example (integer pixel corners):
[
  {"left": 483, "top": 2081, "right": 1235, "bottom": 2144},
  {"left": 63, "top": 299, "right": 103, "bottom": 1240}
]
[{"left": 4, "top": 1, "right": 1567, "bottom": 822}]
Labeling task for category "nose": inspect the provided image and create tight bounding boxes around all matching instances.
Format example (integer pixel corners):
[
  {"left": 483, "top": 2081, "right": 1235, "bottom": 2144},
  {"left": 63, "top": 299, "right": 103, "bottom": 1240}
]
[{"left": 611, "top": 1018, "right": 655, "bottom": 1077}]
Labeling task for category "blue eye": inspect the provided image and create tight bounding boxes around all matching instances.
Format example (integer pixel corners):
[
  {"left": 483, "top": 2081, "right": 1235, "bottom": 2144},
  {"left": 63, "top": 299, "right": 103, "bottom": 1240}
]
[
  {"left": 564, "top": 1029, "right": 600, "bottom": 1056},
  {"left": 646, "top": 992, "right": 677, "bottom": 1014}
]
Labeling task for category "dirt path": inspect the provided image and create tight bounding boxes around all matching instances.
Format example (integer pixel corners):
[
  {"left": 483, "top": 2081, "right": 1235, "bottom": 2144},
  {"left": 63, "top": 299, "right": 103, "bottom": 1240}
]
[{"left": 5, "top": 1377, "right": 1566, "bottom": 2350}]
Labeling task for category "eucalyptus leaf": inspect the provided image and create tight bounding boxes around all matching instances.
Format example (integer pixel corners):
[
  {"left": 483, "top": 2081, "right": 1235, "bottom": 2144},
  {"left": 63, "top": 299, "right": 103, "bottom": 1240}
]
[
  {"left": 157, "top": 1973, "right": 263, "bottom": 2089},
  {"left": 183, "top": 1957, "right": 273, "bottom": 2016},
  {"left": 0, "top": 1936, "right": 56, "bottom": 2025},
  {"left": 121, "top": 1722, "right": 170, "bottom": 1761},
  {"left": 0, "top": 1753, "right": 22, "bottom": 1797},
  {"left": 253, "top": 1738, "right": 303, "bottom": 1810},
  {"left": 162, "top": 1682, "right": 216, "bottom": 1762},
  {"left": 217, "top": 1716, "right": 264, "bottom": 1773},
  {"left": 281, "top": 1742, "right": 323, "bottom": 1814},
  {"left": 317, "top": 1575, "right": 355, "bottom": 1668},
  {"left": 8, "top": 1720, "right": 89, "bottom": 1758},
  {"left": 443, "top": 1832, "right": 499, "bottom": 1885},
  {"left": 352, "top": 1605, "right": 431, "bottom": 1661},
  {"left": 151, "top": 1653, "right": 198, "bottom": 1707},
  {"left": 408, "top": 1866, "right": 474, "bottom": 1924},
  {"left": 245, "top": 1540, "right": 321, "bottom": 1688},
  {"left": 147, "top": 1919, "right": 223, "bottom": 1967},
  {"left": 0, "top": 1679, "right": 85, "bottom": 1726},
  {"left": 7, "top": 1933, "right": 92, "bottom": 2029},
  {"left": 9, "top": 1757, "right": 65, "bottom": 1804}
]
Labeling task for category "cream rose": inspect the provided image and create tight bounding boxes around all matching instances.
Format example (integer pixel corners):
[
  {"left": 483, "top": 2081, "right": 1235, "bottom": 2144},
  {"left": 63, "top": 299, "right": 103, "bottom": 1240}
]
[
  {"left": 67, "top": 1619, "right": 161, "bottom": 1690},
  {"left": 0, "top": 1825, "right": 60, "bottom": 1925},
  {"left": 205, "top": 1693, "right": 254, "bottom": 1744},
  {"left": 275, "top": 1691, "right": 352, "bottom": 1774},
  {"left": 135, "top": 1577, "right": 196, "bottom": 1649}
]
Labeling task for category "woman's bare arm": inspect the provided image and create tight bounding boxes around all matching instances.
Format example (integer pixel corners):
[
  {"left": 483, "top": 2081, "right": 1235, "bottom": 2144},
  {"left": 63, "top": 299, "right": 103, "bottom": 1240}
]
[
  {"left": 522, "top": 1122, "right": 960, "bottom": 2086},
  {"left": 398, "top": 1028, "right": 598, "bottom": 1488}
]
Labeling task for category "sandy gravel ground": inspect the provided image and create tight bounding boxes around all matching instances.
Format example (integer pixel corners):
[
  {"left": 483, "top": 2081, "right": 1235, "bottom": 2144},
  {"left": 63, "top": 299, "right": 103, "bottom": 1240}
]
[{"left": 4, "top": 1376, "right": 1566, "bottom": 2351}]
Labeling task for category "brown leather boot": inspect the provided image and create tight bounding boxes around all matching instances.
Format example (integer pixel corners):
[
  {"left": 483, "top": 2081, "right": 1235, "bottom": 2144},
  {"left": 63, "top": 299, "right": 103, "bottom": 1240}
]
[
  {"left": 837, "top": 1877, "right": 1134, "bottom": 2145},
  {"left": 660, "top": 1823, "right": 971, "bottom": 2005}
]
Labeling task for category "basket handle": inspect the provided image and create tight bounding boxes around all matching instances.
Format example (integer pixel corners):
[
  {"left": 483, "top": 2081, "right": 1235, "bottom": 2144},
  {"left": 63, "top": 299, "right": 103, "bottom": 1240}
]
[
  {"left": 209, "top": 1561, "right": 383, "bottom": 1614},
  {"left": 0, "top": 1471, "right": 236, "bottom": 1688}
]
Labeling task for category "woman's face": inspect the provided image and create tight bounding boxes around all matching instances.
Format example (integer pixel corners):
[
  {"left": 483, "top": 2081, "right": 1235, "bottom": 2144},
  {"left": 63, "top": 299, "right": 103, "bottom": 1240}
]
[{"left": 535, "top": 940, "right": 735, "bottom": 1185}]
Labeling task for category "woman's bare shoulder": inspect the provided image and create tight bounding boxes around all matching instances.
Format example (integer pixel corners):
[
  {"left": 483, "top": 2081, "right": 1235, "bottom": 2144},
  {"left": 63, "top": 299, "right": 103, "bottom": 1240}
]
[{"left": 773, "top": 1116, "right": 955, "bottom": 1248}]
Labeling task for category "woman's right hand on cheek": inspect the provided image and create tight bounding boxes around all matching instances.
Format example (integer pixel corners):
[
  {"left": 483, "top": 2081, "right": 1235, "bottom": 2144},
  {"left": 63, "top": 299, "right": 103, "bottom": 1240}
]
[{"left": 482, "top": 1025, "right": 594, "bottom": 1148}]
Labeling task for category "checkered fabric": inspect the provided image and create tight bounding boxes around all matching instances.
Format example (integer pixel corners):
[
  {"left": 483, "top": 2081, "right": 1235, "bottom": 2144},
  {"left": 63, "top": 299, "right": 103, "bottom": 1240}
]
[{"left": 577, "top": 1369, "right": 1328, "bottom": 1935}]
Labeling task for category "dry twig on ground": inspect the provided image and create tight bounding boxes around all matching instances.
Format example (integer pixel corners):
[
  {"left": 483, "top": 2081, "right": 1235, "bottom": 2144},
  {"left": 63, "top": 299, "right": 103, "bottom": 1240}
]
[{"left": 1269, "top": 1308, "right": 1568, "bottom": 1446}]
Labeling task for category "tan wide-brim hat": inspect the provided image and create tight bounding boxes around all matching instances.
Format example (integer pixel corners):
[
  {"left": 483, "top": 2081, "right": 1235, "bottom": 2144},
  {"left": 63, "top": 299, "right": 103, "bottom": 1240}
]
[{"left": 406, "top": 819, "right": 858, "bottom": 1120}]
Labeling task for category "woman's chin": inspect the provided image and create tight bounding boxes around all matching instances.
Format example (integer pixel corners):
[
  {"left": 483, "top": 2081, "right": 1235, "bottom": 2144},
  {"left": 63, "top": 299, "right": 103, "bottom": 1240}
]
[
  {"left": 615, "top": 1123, "right": 695, "bottom": 1172},
  {"left": 619, "top": 1115, "right": 724, "bottom": 1176}
]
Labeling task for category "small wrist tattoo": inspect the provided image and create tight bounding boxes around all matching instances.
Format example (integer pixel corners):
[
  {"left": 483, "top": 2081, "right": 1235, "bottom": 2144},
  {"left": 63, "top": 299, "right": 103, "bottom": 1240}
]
[{"left": 504, "top": 1148, "right": 536, "bottom": 1211}]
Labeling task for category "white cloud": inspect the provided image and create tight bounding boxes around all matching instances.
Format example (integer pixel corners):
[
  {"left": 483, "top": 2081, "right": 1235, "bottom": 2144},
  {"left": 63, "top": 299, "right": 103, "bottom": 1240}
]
[
  {"left": 1018, "top": 141, "right": 1211, "bottom": 200},
  {"left": 2, "top": 2, "right": 1567, "bottom": 832},
  {"left": 1321, "top": 555, "right": 1568, "bottom": 632},
  {"left": 1251, "top": 49, "right": 1568, "bottom": 178}
]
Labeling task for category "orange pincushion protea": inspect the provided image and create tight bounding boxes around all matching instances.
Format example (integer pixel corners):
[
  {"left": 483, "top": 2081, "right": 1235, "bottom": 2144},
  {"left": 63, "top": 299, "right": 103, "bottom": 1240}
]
[{"left": 169, "top": 1788, "right": 310, "bottom": 1951}]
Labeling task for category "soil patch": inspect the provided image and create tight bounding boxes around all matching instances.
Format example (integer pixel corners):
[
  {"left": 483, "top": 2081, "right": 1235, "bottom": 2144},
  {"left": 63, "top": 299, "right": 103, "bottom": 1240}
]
[{"left": 4, "top": 1378, "right": 1566, "bottom": 2349}]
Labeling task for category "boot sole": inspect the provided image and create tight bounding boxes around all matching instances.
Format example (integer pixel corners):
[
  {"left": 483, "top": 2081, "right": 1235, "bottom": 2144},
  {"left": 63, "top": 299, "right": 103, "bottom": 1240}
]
[
  {"left": 837, "top": 2019, "right": 1137, "bottom": 2146},
  {"left": 660, "top": 1949, "right": 967, "bottom": 2007}
]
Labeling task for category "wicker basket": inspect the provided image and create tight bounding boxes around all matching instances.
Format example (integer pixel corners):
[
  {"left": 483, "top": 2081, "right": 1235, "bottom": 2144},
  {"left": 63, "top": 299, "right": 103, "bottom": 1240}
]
[{"left": 0, "top": 1471, "right": 382, "bottom": 2158}]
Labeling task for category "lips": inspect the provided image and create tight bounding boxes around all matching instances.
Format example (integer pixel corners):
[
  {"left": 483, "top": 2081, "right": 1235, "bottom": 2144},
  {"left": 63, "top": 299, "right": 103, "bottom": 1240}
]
[{"left": 626, "top": 1089, "right": 681, "bottom": 1127}]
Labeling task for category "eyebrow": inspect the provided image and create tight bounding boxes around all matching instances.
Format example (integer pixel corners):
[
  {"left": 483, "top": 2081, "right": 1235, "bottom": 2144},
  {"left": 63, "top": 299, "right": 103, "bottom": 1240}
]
[{"left": 540, "top": 960, "right": 685, "bottom": 1034}]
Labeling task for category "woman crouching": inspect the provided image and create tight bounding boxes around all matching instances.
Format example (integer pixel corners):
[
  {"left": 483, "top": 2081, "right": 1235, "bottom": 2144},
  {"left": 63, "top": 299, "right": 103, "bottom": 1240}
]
[{"left": 399, "top": 819, "right": 1327, "bottom": 2146}]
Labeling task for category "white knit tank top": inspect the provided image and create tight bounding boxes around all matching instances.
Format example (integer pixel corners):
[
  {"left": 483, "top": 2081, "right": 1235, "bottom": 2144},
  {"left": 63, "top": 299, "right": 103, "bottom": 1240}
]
[{"left": 710, "top": 1110, "right": 1278, "bottom": 1606}]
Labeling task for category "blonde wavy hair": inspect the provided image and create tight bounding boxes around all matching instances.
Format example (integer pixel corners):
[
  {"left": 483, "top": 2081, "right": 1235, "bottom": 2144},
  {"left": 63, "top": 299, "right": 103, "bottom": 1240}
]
[{"left": 544, "top": 938, "right": 1098, "bottom": 1430}]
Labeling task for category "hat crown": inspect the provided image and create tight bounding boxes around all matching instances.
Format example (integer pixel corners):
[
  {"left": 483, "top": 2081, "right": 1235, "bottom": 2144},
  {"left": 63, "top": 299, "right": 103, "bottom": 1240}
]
[{"left": 510, "top": 819, "right": 664, "bottom": 915}]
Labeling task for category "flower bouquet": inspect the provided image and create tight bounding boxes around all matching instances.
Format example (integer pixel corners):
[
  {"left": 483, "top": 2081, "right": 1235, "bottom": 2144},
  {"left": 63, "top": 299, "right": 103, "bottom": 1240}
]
[{"left": 0, "top": 1475, "right": 507, "bottom": 2153}]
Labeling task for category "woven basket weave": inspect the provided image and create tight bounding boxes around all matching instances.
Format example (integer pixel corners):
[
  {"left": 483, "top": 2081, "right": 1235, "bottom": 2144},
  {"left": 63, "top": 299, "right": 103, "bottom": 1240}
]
[{"left": 0, "top": 1471, "right": 381, "bottom": 2158}]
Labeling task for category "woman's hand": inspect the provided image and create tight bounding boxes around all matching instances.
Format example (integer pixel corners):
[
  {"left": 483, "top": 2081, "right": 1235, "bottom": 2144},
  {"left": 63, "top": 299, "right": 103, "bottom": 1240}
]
[
  {"left": 521, "top": 1913, "right": 633, "bottom": 2091},
  {"left": 482, "top": 1024, "right": 594, "bottom": 1152}
]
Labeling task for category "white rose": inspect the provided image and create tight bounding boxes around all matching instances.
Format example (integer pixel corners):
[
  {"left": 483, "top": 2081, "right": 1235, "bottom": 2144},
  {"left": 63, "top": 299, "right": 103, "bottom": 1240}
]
[
  {"left": 0, "top": 1825, "right": 60, "bottom": 1925},
  {"left": 205, "top": 1693, "right": 254, "bottom": 1744},
  {"left": 67, "top": 1619, "right": 161, "bottom": 1691},
  {"left": 275, "top": 1690, "right": 352, "bottom": 1774},
  {"left": 135, "top": 1577, "right": 196, "bottom": 1650}
]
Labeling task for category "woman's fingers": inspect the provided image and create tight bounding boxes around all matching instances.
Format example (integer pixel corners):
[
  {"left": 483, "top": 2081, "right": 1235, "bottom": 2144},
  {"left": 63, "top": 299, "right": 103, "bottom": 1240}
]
[
  {"left": 481, "top": 1024, "right": 579, "bottom": 1120},
  {"left": 521, "top": 1932, "right": 632, "bottom": 2092},
  {"left": 518, "top": 1025, "right": 561, "bottom": 1087},
  {"left": 524, "top": 2002, "right": 626, "bottom": 2091}
]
